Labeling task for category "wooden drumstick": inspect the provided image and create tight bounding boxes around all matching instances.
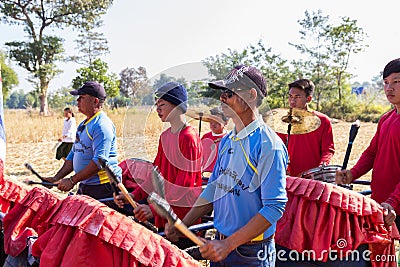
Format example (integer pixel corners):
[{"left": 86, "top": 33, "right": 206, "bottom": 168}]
[
  {"left": 148, "top": 192, "right": 204, "bottom": 246},
  {"left": 342, "top": 120, "right": 360, "bottom": 170},
  {"left": 24, "top": 163, "right": 47, "bottom": 182},
  {"left": 99, "top": 159, "right": 158, "bottom": 233}
]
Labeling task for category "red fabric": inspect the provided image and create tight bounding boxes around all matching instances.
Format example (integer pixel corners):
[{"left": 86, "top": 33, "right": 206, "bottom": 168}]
[
  {"left": 152, "top": 125, "right": 203, "bottom": 228},
  {"left": 278, "top": 110, "right": 335, "bottom": 177},
  {"left": 0, "top": 159, "right": 3, "bottom": 184},
  {"left": 276, "top": 176, "right": 398, "bottom": 267},
  {"left": 3, "top": 187, "right": 61, "bottom": 256},
  {"left": 31, "top": 194, "right": 200, "bottom": 267},
  {"left": 350, "top": 109, "right": 400, "bottom": 214},
  {"left": 200, "top": 131, "right": 226, "bottom": 173},
  {"left": 0, "top": 178, "right": 30, "bottom": 213},
  {"left": 119, "top": 158, "right": 153, "bottom": 202}
]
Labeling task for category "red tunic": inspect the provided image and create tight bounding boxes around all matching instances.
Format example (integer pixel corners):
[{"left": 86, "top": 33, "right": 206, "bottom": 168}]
[
  {"left": 200, "top": 131, "right": 226, "bottom": 173},
  {"left": 351, "top": 109, "right": 400, "bottom": 214},
  {"left": 152, "top": 125, "right": 203, "bottom": 228},
  {"left": 278, "top": 110, "right": 335, "bottom": 177}
]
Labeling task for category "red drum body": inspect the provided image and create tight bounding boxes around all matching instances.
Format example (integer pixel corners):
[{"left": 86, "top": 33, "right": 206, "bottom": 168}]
[
  {"left": 120, "top": 158, "right": 154, "bottom": 198},
  {"left": 301, "top": 165, "right": 341, "bottom": 183}
]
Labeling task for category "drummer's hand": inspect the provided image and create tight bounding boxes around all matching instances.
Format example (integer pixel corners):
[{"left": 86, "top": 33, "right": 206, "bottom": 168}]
[
  {"left": 199, "top": 239, "right": 232, "bottom": 262},
  {"left": 134, "top": 204, "right": 154, "bottom": 222},
  {"left": 381, "top": 202, "right": 396, "bottom": 226},
  {"left": 113, "top": 192, "right": 128, "bottom": 209},
  {"left": 42, "top": 176, "right": 57, "bottom": 183},
  {"left": 165, "top": 222, "right": 181, "bottom": 242},
  {"left": 57, "top": 178, "right": 75, "bottom": 192},
  {"left": 335, "top": 169, "right": 353, "bottom": 184},
  {"left": 42, "top": 177, "right": 58, "bottom": 189}
]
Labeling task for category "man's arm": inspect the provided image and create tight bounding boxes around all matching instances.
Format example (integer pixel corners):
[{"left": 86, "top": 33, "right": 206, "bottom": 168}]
[
  {"left": 44, "top": 160, "right": 74, "bottom": 182},
  {"left": 57, "top": 160, "right": 100, "bottom": 191}
]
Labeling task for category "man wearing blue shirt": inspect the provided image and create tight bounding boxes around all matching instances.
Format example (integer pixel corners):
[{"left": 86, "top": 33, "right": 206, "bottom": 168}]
[
  {"left": 45, "top": 81, "right": 121, "bottom": 200},
  {"left": 166, "top": 65, "right": 288, "bottom": 266}
]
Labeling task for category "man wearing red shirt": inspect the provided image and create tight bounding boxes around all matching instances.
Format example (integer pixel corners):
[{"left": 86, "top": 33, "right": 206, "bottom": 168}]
[
  {"left": 336, "top": 58, "right": 400, "bottom": 229},
  {"left": 201, "top": 107, "right": 229, "bottom": 173},
  {"left": 277, "top": 79, "right": 335, "bottom": 177},
  {"left": 114, "top": 82, "right": 203, "bottom": 248}
]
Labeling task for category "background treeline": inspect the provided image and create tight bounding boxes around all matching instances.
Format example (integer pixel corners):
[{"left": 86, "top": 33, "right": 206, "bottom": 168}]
[{"left": 0, "top": 5, "right": 392, "bottom": 122}]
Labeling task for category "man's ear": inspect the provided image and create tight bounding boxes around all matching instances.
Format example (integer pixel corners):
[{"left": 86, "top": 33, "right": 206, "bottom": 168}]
[
  {"left": 249, "top": 88, "right": 258, "bottom": 102},
  {"left": 306, "top": 95, "right": 313, "bottom": 103}
]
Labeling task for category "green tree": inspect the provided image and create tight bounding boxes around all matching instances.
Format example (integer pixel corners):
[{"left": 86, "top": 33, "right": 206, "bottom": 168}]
[
  {"left": 0, "top": 0, "right": 114, "bottom": 115},
  {"left": 152, "top": 73, "right": 187, "bottom": 90},
  {"left": 201, "top": 40, "right": 295, "bottom": 110},
  {"left": 69, "top": 25, "right": 110, "bottom": 66},
  {"left": 6, "top": 89, "right": 38, "bottom": 109},
  {"left": 119, "top": 66, "right": 149, "bottom": 99},
  {"left": 0, "top": 51, "right": 19, "bottom": 100},
  {"left": 6, "top": 90, "right": 22, "bottom": 109},
  {"left": 291, "top": 10, "right": 368, "bottom": 111},
  {"left": 48, "top": 87, "right": 76, "bottom": 108},
  {"left": 72, "top": 58, "right": 119, "bottom": 98}
]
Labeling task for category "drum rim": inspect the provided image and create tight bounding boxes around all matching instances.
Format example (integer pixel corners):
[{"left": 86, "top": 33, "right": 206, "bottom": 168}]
[{"left": 301, "top": 164, "right": 342, "bottom": 176}]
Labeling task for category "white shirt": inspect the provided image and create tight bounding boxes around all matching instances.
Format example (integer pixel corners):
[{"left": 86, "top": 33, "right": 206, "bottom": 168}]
[{"left": 62, "top": 117, "right": 77, "bottom": 143}]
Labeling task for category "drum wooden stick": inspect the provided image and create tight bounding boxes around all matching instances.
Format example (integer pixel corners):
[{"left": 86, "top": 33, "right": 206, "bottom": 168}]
[
  {"left": 24, "top": 180, "right": 58, "bottom": 187},
  {"left": 148, "top": 192, "right": 205, "bottom": 246},
  {"left": 99, "top": 159, "right": 159, "bottom": 233},
  {"left": 24, "top": 163, "right": 47, "bottom": 182},
  {"left": 342, "top": 120, "right": 360, "bottom": 170}
]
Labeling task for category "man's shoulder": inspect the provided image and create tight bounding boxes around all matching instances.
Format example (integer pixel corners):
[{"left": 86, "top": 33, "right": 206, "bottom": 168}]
[
  {"left": 312, "top": 110, "right": 332, "bottom": 125},
  {"left": 252, "top": 123, "right": 286, "bottom": 149},
  {"left": 201, "top": 131, "right": 213, "bottom": 140}
]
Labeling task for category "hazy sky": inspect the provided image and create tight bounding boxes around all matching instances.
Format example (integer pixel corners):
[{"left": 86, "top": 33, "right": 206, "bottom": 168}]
[{"left": 1, "top": 0, "right": 399, "bottom": 93}]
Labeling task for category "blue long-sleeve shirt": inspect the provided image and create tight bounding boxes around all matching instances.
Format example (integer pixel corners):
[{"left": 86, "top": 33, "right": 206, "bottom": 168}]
[
  {"left": 66, "top": 111, "right": 121, "bottom": 185},
  {"left": 201, "top": 117, "right": 288, "bottom": 240}
]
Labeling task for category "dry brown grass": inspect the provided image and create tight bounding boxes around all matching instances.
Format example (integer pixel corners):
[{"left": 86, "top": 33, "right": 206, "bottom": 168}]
[{"left": 3, "top": 108, "right": 376, "bottom": 193}]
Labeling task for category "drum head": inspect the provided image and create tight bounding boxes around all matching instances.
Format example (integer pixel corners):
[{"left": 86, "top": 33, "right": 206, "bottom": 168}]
[{"left": 121, "top": 158, "right": 154, "bottom": 194}]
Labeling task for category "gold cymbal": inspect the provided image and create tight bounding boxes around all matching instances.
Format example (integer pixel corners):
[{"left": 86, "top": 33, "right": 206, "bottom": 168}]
[
  {"left": 264, "top": 108, "right": 321, "bottom": 134},
  {"left": 185, "top": 109, "right": 225, "bottom": 124}
]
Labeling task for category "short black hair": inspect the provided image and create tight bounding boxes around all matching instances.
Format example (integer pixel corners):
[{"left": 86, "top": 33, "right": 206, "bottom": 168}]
[
  {"left": 288, "top": 79, "right": 315, "bottom": 97},
  {"left": 64, "top": 107, "right": 74, "bottom": 117},
  {"left": 383, "top": 58, "right": 400, "bottom": 79}
]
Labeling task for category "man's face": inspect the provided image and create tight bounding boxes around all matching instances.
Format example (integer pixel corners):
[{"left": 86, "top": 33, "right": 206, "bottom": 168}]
[
  {"left": 288, "top": 87, "right": 312, "bottom": 109},
  {"left": 155, "top": 98, "right": 178, "bottom": 122},
  {"left": 384, "top": 72, "right": 400, "bottom": 107},
  {"left": 219, "top": 88, "right": 251, "bottom": 119},
  {"left": 209, "top": 120, "right": 224, "bottom": 134},
  {"left": 76, "top": 94, "right": 97, "bottom": 115}
]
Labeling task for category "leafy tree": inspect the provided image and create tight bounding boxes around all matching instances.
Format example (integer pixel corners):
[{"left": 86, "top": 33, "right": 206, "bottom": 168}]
[
  {"left": 0, "top": 0, "right": 114, "bottom": 115},
  {"left": 72, "top": 58, "right": 119, "bottom": 98},
  {"left": 6, "top": 90, "right": 22, "bottom": 109},
  {"left": 119, "top": 66, "right": 150, "bottom": 100},
  {"left": 291, "top": 10, "right": 368, "bottom": 110},
  {"left": 48, "top": 87, "right": 76, "bottom": 108},
  {"left": 69, "top": 26, "right": 110, "bottom": 66},
  {"left": 6, "top": 89, "right": 38, "bottom": 109},
  {"left": 0, "top": 51, "right": 19, "bottom": 100},
  {"left": 201, "top": 40, "right": 295, "bottom": 110},
  {"left": 152, "top": 73, "right": 187, "bottom": 90}
]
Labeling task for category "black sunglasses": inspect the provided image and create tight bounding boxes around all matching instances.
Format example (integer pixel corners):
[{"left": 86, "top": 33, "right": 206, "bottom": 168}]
[{"left": 221, "top": 88, "right": 248, "bottom": 98}]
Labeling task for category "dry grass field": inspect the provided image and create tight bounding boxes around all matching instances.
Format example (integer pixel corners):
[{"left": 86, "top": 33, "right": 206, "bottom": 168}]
[{"left": 3, "top": 107, "right": 377, "bottom": 195}]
